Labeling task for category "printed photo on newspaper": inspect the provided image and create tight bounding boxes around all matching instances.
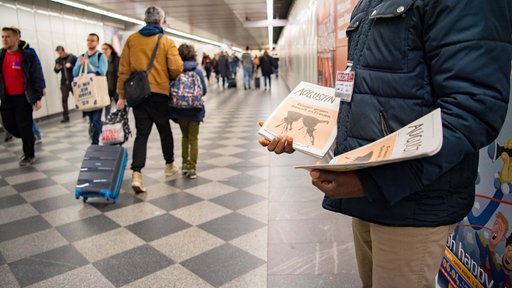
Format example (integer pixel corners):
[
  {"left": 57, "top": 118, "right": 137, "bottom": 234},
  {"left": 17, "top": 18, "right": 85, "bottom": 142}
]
[
  {"left": 294, "top": 108, "right": 443, "bottom": 171},
  {"left": 258, "top": 81, "right": 340, "bottom": 158}
]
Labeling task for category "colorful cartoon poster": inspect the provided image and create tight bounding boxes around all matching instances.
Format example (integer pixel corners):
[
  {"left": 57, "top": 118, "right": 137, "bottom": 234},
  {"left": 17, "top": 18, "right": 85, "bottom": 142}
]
[
  {"left": 317, "top": 0, "right": 336, "bottom": 87},
  {"left": 437, "top": 84, "right": 512, "bottom": 288}
]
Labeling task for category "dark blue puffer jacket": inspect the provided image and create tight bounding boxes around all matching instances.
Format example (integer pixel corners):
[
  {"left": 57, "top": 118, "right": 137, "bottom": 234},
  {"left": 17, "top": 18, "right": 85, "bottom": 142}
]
[{"left": 323, "top": 0, "right": 512, "bottom": 226}]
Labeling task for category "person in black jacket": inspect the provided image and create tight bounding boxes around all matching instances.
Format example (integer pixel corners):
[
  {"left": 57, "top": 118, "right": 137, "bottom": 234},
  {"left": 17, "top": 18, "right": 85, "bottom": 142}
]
[
  {"left": 101, "top": 43, "right": 120, "bottom": 119},
  {"left": 258, "top": 50, "right": 277, "bottom": 90},
  {"left": 0, "top": 26, "right": 44, "bottom": 166},
  {"left": 261, "top": 1, "right": 512, "bottom": 286},
  {"left": 54, "top": 45, "right": 77, "bottom": 123}
]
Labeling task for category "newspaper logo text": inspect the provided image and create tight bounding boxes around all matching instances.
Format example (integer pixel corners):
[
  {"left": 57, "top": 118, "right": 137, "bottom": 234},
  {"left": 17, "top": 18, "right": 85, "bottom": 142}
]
[
  {"left": 294, "top": 88, "right": 336, "bottom": 104},
  {"left": 403, "top": 124, "right": 423, "bottom": 153}
]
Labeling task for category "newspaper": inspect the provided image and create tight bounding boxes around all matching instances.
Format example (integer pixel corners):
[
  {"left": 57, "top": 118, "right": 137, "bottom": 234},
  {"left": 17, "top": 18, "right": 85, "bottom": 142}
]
[
  {"left": 258, "top": 81, "right": 340, "bottom": 158},
  {"left": 295, "top": 108, "right": 443, "bottom": 171}
]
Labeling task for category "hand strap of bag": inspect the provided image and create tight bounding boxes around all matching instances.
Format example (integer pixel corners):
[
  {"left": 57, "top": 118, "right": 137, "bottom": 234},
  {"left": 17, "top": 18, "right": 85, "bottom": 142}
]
[{"left": 147, "top": 33, "right": 163, "bottom": 73}]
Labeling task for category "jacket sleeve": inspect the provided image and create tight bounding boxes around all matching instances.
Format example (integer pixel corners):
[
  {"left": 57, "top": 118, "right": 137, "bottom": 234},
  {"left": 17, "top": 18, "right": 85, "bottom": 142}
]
[
  {"left": 54, "top": 58, "right": 61, "bottom": 74},
  {"left": 73, "top": 56, "right": 82, "bottom": 77},
  {"left": 357, "top": 0, "right": 512, "bottom": 204},
  {"left": 96, "top": 53, "right": 108, "bottom": 76},
  {"left": 166, "top": 39, "right": 183, "bottom": 81},
  {"left": 195, "top": 69, "right": 207, "bottom": 96},
  {"left": 27, "top": 53, "right": 44, "bottom": 103},
  {"left": 116, "top": 39, "right": 131, "bottom": 100}
]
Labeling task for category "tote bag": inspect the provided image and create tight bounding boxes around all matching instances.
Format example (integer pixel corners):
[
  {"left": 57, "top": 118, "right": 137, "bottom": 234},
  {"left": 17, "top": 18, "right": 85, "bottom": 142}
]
[{"left": 72, "top": 64, "right": 110, "bottom": 112}]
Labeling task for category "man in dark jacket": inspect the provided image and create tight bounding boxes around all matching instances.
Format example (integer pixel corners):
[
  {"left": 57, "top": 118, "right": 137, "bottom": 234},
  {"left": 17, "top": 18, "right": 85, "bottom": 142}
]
[
  {"left": 0, "top": 26, "right": 44, "bottom": 166},
  {"left": 54, "top": 45, "right": 77, "bottom": 123},
  {"left": 262, "top": 1, "right": 512, "bottom": 286}
]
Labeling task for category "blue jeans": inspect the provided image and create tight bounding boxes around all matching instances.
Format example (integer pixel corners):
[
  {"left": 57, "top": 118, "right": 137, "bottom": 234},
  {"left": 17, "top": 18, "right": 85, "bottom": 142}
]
[
  {"left": 243, "top": 67, "right": 253, "bottom": 89},
  {"left": 86, "top": 109, "right": 103, "bottom": 145},
  {"left": 263, "top": 75, "right": 271, "bottom": 89},
  {"left": 32, "top": 120, "right": 41, "bottom": 138}
]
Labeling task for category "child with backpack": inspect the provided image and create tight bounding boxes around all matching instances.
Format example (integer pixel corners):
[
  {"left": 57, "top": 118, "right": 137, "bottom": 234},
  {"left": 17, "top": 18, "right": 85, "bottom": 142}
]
[{"left": 169, "top": 44, "right": 207, "bottom": 179}]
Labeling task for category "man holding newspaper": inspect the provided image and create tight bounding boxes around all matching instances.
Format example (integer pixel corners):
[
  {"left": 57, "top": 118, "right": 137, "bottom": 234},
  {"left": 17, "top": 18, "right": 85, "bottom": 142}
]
[{"left": 261, "top": 1, "right": 512, "bottom": 287}]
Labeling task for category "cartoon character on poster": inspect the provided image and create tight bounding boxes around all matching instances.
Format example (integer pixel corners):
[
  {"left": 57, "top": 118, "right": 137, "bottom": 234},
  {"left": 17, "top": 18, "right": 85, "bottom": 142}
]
[{"left": 439, "top": 136, "right": 512, "bottom": 288}]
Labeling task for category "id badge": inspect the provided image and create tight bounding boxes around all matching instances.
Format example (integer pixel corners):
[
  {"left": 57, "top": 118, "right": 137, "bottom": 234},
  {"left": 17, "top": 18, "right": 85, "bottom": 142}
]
[{"left": 335, "top": 62, "right": 355, "bottom": 102}]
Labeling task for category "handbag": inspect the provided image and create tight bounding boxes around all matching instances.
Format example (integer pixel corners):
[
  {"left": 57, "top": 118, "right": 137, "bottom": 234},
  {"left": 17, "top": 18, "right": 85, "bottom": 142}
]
[
  {"left": 124, "top": 34, "right": 163, "bottom": 107},
  {"left": 101, "top": 109, "right": 131, "bottom": 145},
  {"left": 72, "top": 63, "right": 110, "bottom": 112}
]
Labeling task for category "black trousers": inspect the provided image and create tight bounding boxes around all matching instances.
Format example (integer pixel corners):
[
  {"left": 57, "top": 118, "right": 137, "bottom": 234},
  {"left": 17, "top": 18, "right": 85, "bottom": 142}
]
[
  {"left": 60, "top": 83, "right": 72, "bottom": 120},
  {"left": 131, "top": 93, "right": 174, "bottom": 172},
  {"left": 1, "top": 95, "right": 35, "bottom": 158}
]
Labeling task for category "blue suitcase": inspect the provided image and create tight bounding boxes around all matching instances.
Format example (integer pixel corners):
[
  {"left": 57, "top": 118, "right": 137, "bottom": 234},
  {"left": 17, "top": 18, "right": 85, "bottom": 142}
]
[{"left": 75, "top": 145, "right": 128, "bottom": 203}]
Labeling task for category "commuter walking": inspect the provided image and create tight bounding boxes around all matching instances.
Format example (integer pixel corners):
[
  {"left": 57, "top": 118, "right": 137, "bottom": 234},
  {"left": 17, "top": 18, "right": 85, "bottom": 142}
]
[
  {"left": 201, "top": 52, "right": 212, "bottom": 83},
  {"left": 116, "top": 6, "right": 183, "bottom": 193},
  {"left": 54, "top": 45, "right": 77, "bottom": 123},
  {"left": 73, "top": 33, "right": 108, "bottom": 145},
  {"left": 258, "top": 51, "right": 276, "bottom": 90},
  {"left": 217, "top": 51, "right": 230, "bottom": 88},
  {"left": 170, "top": 43, "right": 207, "bottom": 179},
  {"left": 0, "top": 26, "right": 44, "bottom": 166},
  {"left": 241, "top": 46, "right": 253, "bottom": 90},
  {"left": 262, "top": 1, "right": 512, "bottom": 287},
  {"left": 101, "top": 43, "right": 120, "bottom": 119}
]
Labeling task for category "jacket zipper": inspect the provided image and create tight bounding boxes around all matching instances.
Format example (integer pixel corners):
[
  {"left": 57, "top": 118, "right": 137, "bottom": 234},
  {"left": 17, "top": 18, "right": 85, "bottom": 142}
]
[{"left": 379, "top": 112, "right": 391, "bottom": 136}]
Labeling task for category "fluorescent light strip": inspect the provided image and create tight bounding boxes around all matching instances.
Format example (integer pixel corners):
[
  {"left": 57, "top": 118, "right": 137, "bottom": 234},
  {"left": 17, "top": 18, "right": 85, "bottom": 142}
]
[
  {"left": 266, "top": 0, "right": 273, "bottom": 49},
  {"left": 50, "top": 0, "right": 227, "bottom": 47}
]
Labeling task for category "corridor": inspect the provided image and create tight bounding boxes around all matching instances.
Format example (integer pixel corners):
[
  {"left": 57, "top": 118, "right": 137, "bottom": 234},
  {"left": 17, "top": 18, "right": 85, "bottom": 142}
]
[{"left": 0, "top": 78, "right": 359, "bottom": 287}]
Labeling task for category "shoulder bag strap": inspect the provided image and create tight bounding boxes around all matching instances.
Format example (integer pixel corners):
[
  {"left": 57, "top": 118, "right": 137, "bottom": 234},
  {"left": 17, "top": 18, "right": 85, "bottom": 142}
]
[{"left": 146, "top": 33, "right": 163, "bottom": 73}]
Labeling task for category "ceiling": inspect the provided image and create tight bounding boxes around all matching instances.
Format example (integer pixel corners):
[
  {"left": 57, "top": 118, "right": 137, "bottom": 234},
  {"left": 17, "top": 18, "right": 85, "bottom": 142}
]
[{"left": 75, "top": 0, "right": 294, "bottom": 50}]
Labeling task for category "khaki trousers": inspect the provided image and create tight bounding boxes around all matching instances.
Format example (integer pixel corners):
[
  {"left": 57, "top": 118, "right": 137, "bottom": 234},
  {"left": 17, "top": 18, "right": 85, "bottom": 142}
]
[{"left": 352, "top": 217, "right": 455, "bottom": 288}]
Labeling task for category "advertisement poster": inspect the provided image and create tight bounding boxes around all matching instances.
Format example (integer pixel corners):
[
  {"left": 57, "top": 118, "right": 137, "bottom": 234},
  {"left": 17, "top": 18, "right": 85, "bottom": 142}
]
[
  {"left": 437, "top": 87, "right": 512, "bottom": 288},
  {"left": 317, "top": 0, "right": 336, "bottom": 87}
]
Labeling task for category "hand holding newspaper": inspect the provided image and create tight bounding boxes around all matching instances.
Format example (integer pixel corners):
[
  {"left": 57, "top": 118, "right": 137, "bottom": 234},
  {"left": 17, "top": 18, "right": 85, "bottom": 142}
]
[
  {"left": 258, "top": 82, "right": 340, "bottom": 158},
  {"left": 294, "top": 108, "right": 443, "bottom": 171}
]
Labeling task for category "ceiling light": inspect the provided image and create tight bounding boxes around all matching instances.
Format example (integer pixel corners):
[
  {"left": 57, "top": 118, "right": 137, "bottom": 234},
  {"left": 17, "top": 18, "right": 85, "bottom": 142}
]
[
  {"left": 50, "top": 0, "right": 227, "bottom": 47},
  {"left": 266, "top": 0, "right": 273, "bottom": 50}
]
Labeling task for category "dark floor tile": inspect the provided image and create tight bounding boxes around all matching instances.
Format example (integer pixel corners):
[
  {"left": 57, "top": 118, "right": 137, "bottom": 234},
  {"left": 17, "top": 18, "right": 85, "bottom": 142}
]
[
  {"left": 149, "top": 192, "right": 202, "bottom": 212},
  {"left": 0, "top": 215, "right": 52, "bottom": 242},
  {"left": 198, "top": 212, "right": 265, "bottom": 241},
  {"left": 40, "top": 165, "right": 80, "bottom": 177},
  {"left": 0, "top": 194, "right": 27, "bottom": 209},
  {"left": 12, "top": 178, "right": 58, "bottom": 193},
  {"left": 31, "top": 193, "right": 80, "bottom": 214},
  {"left": 0, "top": 178, "right": 8, "bottom": 188},
  {"left": 55, "top": 214, "right": 121, "bottom": 242},
  {"left": 94, "top": 244, "right": 173, "bottom": 287},
  {"left": 8, "top": 245, "right": 89, "bottom": 287},
  {"left": 210, "top": 190, "right": 265, "bottom": 211},
  {"left": 86, "top": 192, "right": 143, "bottom": 212},
  {"left": 126, "top": 214, "right": 191, "bottom": 242},
  {"left": 181, "top": 243, "right": 265, "bottom": 287},
  {"left": 164, "top": 176, "right": 212, "bottom": 190},
  {"left": 219, "top": 173, "right": 266, "bottom": 189},
  {"left": 230, "top": 150, "right": 266, "bottom": 161},
  {"left": 1, "top": 166, "right": 38, "bottom": 178}
]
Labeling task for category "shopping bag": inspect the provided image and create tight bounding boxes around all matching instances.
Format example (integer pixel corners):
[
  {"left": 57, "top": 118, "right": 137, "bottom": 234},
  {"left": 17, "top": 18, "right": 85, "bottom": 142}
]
[
  {"left": 72, "top": 65, "right": 110, "bottom": 111},
  {"left": 101, "top": 109, "right": 131, "bottom": 145}
]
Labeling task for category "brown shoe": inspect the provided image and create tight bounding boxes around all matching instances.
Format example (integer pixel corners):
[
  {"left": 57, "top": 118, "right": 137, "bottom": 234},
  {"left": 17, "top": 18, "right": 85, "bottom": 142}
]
[
  {"left": 131, "top": 171, "right": 147, "bottom": 193},
  {"left": 164, "top": 163, "right": 179, "bottom": 177}
]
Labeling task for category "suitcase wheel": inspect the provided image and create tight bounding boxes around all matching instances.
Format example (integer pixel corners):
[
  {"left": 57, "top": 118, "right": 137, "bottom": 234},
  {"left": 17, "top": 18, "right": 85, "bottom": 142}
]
[{"left": 83, "top": 197, "right": 88, "bottom": 203}]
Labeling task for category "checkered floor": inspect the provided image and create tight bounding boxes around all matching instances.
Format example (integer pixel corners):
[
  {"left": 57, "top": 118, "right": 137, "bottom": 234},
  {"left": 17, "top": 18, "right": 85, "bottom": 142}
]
[{"left": 0, "top": 77, "right": 360, "bottom": 287}]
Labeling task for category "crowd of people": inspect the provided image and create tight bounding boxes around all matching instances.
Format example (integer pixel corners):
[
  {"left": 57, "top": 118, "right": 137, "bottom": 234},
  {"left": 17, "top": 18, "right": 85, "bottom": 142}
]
[{"left": 201, "top": 48, "right": 278, "bottom": 90}]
